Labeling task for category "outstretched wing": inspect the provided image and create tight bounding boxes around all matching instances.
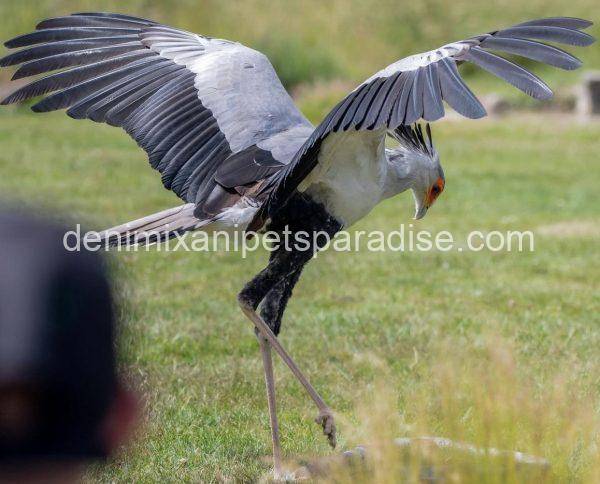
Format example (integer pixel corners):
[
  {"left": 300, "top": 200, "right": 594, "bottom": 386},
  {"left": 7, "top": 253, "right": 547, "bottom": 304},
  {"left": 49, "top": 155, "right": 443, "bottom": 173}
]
[
  {"left": 255, "top": 16, "right": 594, "bottom": 226},
  {"left": 0, "top": 12, "right": 313, "bottom": 217}
]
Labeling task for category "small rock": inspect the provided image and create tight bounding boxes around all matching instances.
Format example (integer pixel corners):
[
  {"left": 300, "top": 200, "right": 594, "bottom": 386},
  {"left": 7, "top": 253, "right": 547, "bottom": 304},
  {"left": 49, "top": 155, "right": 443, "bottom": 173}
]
[{"left": 577, "top": 70, "right": 600, "bottom": 117}]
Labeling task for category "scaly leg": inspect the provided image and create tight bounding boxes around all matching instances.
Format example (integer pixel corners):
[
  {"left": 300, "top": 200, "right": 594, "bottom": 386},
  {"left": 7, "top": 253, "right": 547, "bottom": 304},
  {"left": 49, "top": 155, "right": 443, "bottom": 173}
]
[
  {"left": 240, "top": 299, "right": 336, "bottom": 448},
  {"left": 258, "top": 335, "right": 283, "bottom": 477}
]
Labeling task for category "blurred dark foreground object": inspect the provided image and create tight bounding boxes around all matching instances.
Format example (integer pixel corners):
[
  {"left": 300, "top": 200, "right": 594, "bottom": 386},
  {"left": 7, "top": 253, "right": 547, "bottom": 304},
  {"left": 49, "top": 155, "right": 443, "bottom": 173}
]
[{"left": 0, "top": 207, "right": 137, "bottom": 480}]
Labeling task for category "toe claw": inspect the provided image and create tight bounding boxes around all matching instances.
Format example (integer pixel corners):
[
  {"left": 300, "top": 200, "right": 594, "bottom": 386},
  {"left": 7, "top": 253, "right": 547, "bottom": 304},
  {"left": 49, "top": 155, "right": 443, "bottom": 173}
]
[{"left": 315, "top": 409, "right": 337, "bottom": 449}]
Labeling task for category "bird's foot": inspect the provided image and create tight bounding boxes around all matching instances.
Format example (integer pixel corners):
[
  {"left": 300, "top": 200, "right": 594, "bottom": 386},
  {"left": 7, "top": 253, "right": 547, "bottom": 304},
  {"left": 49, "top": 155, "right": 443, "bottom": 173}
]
[
  {"left": 315, "top": 409, "right": 336, "bottom": 449},
  {"left": 261, "top": 466, "right": 309, "bottom": 483}
]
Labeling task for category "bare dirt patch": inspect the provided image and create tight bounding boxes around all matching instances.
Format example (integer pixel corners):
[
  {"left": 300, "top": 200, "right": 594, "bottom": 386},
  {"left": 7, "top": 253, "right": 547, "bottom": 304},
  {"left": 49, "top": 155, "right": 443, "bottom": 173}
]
[{"left": 537, "top": 220, "right": 599, "bottom": 238}]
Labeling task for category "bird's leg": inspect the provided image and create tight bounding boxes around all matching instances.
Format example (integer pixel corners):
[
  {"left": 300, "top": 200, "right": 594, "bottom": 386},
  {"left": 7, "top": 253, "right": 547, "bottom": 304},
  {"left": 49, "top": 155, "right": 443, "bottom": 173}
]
[
  {"left": 248, "top": 264, "right": 306, "bottom": 475},
  {"left": 239, "top": 249, "right": 336, "bottom": 449},
  {"left": 254, "top": 272, "right": 294, "bottom": 475},
  {"left": 239, "top": 300, "right": 336, "bottom": 448},
  {"left": 257, "top": 334, "right": 282, "bottom": 477}
]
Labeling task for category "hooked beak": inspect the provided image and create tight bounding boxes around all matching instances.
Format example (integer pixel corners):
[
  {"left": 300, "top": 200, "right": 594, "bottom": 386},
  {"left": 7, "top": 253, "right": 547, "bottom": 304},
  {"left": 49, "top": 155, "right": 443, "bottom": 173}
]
[
  {"left": 412, "top": 188, "right": 429, "bottom": 220},
  {"left": 413, "top": 185, "right": 430, "bottom": 220},
  {"left": 414, "top": 204, "right": 428, "bottom": 220}
]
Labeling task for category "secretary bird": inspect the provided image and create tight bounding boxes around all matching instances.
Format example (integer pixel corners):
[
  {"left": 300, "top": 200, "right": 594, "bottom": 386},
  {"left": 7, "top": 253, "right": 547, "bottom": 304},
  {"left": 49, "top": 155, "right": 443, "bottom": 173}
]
[{"left": 1, "top": 12, "right": 594, "bottom": 476}]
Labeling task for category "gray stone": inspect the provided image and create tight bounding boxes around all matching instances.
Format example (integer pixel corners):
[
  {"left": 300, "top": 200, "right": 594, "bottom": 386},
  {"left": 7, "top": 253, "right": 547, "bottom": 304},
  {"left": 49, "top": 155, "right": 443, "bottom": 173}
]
[{"left": 577, "top": 71, "right": 600, "bottom": 117}]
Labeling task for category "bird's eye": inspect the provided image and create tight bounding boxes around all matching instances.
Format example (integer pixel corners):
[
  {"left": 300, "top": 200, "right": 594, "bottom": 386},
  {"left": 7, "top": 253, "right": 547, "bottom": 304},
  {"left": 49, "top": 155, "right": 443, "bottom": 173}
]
[{"left": 431, "top": 185, "right": 440, "bottom": 194}]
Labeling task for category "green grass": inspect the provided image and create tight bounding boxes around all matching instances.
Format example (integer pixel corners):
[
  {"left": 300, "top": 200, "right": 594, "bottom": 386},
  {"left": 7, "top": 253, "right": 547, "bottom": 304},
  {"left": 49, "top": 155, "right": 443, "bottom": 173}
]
[{"left": 0, "top": 106, "right": 598, "bottom": 481}]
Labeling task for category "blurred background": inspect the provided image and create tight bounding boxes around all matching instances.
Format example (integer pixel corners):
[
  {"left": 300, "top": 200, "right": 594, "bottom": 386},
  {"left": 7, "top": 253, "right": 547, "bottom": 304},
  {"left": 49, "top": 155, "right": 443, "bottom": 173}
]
[{"left": 0, "top": 1, "right": 598, "bottom": 482}]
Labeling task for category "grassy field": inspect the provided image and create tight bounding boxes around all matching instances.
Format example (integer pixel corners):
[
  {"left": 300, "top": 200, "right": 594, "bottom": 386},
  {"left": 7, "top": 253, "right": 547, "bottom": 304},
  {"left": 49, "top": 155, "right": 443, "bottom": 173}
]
[{"left": 0, "top": 104, "right": 598, "bottom": 481}]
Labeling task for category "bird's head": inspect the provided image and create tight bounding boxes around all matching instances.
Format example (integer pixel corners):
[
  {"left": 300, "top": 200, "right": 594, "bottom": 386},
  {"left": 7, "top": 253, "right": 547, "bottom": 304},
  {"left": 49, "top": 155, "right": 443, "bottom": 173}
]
[
  {"left": 388, "top": 124, "right": 444, "bottom": 220},
  {"left": 412, "top": 159, "right": 445, "bottom": 220}
]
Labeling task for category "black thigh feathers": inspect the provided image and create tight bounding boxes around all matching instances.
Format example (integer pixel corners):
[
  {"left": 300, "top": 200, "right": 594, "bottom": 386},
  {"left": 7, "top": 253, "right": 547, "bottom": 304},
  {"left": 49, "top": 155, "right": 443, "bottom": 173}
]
[{"left": 239, "top": 194, "right": 342, "bottom": 335}]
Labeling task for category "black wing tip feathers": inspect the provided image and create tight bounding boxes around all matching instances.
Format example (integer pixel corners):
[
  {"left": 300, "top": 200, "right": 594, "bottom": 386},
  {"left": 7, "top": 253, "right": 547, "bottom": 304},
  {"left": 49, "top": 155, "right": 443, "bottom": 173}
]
[
  {"left": 0, "top": 56, "right": 13, "bottom": 68},
  {"left": 555, "top": 54, "right": 583, "bottom": 71},
  {"left": 567, "top": 17, "right": 593, "bottom": 28},
  {"left": 0, "top": 11, "right": 241, "bottom": 212},
  {"left": 574, "top": 31, "right": 596, "bottom": 47},
  {"left": 469, "top": 108, "right": 487, "bottom": 120},
  {"left": 4, "top": 13, "right": 153, "bottom": 48},
  {"left": 11, "top": 68, "right": 30, "bottom": 81},
  {"left": 4, "top": 37, "right": 21, "bottom": 49},
  {"left": 571, "top": 59, "right": 584, "bottom": 70},
  {"left": 0, "top": 91, "right": 19, "bottom": 105},
  {"left": 30, "top": 103, "right": 47, "bottom": 113},
  {"left": 571, "top": 17, "right": 593, "bottom": 29}
]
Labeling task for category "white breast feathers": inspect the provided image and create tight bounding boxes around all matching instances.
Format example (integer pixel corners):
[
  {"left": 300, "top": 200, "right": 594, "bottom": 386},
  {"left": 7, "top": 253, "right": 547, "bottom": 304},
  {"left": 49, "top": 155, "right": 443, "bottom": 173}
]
[{"left": 302, "top": 129, "right": 388, "bottom": 227}]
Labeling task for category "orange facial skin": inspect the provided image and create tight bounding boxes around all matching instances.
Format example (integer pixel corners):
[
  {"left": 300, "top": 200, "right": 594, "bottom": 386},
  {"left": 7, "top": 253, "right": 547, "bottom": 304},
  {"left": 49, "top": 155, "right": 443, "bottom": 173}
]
[{"left": 426, "top": 177, "right": 445, "bottom": 207}]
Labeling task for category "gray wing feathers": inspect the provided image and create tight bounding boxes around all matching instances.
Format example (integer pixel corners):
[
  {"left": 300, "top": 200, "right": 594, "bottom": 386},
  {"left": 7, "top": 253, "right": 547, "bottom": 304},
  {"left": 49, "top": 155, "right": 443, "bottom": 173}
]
[
  {"left": 36, "top": 14, "right": 154, "bottom": 30},
  {"left": 422, "top": 64, "right": 445, "bottom": 121},
  {"left": 11, "top": 43, "right": 143, "bottom": 79},
  {"left": 479, "top": 37, "right": 582, "bottom": 70},
  {"left": 31, "top": 56, "right": 162, "bottom": 112},
  {"left": 338, "top": 86, "right": 371, "bottom": 131},
  {"left": 66, "top": 61, "right": 185, "bottom": 119},
  {"left": 323, "top": 88, "right": 363, "bottom": 131},
  {"left": 463, "top": 47, "right": 553, "bottom": 100},
  {"left": 350, "top": 16, "right": 594, "bottom": 125},
  {"left": 1, "top": 12, "right": 311, "bottom": 215},
  {"left": 4, "top": 28, "right": 142, "bottom": 48},
  {"left": 352, "top": 78, "right": 386, "bottom": 129},
  {"left": 95, "top": 65, "right": 185, "bottom": 124},
  {"left": 188, "top": 45, "right": 311, "bottom": 152},
  {"left": 496, "top": 26, "right": 595, "bottom": 47},
  {"left": 437, "top": 59, "right": 486, "bottom": 119},
  {"left": 405, "top": 68, "right": 425, "bottom": 125},
  {"left": 362, "top": 74, "right": 402, "bottom": 129},
  {"left": 514, "top": 17, "right": 593, "bottom": 30},
  {"left": 255, "top": 16, "right": 594, "bottom": 226},
  {"left": 3, "top": 51, "right": 156, "bottom": 105},
  {"left": 0, "top": 37, "right": 141, "bottom": 67},
  {"left": 388, "top": 72, "right": 413, "bottom": 126},
  {"left": 281, "top": 16, "right": 593, "bottom": 132}
]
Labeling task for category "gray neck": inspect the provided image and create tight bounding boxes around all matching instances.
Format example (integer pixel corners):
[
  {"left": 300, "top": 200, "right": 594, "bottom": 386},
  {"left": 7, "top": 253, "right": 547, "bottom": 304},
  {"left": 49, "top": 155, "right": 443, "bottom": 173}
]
[{"left": 381, "top": 150, "right": 417, "bottom": 200}]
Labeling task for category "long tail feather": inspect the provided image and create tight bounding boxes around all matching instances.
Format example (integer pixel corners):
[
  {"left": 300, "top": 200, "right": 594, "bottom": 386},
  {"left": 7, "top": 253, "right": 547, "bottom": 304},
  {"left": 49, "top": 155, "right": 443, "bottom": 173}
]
[{"left": 98, "top": 203, "right": 209, "bottom": 248}]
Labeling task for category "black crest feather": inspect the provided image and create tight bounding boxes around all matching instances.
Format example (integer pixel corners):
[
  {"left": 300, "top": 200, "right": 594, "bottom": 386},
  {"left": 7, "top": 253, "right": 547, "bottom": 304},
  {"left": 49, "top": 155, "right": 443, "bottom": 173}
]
[{"left": 389, "top": 123, "right": 435, "bottom": 156}]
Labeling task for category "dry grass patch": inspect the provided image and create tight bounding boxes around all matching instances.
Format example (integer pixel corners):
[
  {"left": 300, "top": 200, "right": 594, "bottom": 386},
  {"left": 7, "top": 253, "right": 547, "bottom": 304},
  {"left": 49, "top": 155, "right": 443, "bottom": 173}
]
[
  {"left": 537, "top": 220, "right": 600, "bottom": 239},
  {"left": 305, "top": 338, "right": 600, "bottom": 483}
]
